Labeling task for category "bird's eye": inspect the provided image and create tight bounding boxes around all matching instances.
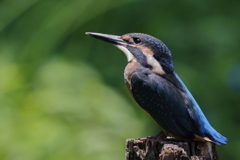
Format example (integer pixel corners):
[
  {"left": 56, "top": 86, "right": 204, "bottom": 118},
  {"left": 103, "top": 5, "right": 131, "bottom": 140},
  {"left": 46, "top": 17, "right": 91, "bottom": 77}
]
[{"left": 133, "top": 38, "right": 142, "bottom": 44}]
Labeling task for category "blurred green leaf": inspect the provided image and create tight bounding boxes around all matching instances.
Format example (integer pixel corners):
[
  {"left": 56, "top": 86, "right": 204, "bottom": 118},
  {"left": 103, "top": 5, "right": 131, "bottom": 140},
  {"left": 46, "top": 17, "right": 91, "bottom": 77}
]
[{"left": 0, "top": 0, "right": 239, "bottom": 159}]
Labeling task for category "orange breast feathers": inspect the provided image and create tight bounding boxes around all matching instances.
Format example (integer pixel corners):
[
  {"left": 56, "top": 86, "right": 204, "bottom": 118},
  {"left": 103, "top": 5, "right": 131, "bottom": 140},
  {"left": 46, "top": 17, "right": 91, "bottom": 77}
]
[{"left": 124, "top": 60, "right": 140, "bottom": 93}]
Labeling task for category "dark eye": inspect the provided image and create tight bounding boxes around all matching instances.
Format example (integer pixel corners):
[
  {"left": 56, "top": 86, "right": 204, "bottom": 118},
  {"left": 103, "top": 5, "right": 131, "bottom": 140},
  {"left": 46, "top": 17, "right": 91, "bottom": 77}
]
[{"left": 133, "top": 38, "right": 142, "bottom": 44}]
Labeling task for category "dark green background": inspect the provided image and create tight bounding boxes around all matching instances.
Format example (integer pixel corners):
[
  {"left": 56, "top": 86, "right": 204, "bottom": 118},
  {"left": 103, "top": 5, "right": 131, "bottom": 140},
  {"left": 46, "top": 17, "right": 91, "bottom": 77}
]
[{"left": 0, "top": 0, "right": 239, "bottom": 159}]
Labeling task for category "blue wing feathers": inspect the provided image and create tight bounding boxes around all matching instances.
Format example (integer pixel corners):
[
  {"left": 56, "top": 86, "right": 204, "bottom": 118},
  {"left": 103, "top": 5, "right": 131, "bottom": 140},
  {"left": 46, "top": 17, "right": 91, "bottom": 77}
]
[
  {"left": 131, "top": 72, "right": 195, "bottom": 139},
  {"left": 131, "top": 71, "right": 227, "bottom": 145},
  {"left": 174, "top": 73, "right": 227, "bottom": 145}
]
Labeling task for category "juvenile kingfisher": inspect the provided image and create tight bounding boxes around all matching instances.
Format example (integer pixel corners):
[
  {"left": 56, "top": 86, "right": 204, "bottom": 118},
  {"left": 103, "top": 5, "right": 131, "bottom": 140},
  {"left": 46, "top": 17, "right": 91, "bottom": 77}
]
[{"left": 86, "top": 32, "right": 227, "bottom": 145}]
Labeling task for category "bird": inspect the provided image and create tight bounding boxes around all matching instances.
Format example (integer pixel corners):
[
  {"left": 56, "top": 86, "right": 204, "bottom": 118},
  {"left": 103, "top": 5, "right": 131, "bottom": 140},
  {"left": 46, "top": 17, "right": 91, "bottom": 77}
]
[{"left": 85, "top": 32, "right": 227, "bottom": 145}]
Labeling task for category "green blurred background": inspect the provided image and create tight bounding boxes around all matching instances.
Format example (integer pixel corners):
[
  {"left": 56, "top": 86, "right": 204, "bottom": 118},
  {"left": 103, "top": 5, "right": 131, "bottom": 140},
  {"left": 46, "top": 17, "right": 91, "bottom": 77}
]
[{"left": 0, "top": 0, "right": 239, "bottom": 159}]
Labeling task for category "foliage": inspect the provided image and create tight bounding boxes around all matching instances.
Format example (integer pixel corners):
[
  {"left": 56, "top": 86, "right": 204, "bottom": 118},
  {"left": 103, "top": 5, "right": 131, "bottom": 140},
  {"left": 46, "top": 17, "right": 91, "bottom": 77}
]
[{"left": 0, "top": 0, "right": 239, "bottom": 159}]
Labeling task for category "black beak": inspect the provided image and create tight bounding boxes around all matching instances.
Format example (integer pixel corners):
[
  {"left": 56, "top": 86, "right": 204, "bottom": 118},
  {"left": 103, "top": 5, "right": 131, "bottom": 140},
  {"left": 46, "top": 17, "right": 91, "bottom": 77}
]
[{"left": 86, "top": 32, "right": 127, "bottom": 46}]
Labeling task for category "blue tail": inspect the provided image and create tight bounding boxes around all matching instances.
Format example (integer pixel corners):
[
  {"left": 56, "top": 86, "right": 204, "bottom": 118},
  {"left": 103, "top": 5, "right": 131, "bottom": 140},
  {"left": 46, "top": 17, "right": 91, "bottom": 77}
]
[
  {"left": 174, "top": 73, "right": 227, "bottom": 145},
  {"left": 204, "top": 126, "right": 227, "bottom": 145}
]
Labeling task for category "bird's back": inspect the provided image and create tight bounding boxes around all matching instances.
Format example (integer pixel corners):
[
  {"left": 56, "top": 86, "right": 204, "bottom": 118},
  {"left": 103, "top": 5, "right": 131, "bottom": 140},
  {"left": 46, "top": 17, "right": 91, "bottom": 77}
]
[{"left": 173, "top": 73, "right": 227, "bottom": 145}]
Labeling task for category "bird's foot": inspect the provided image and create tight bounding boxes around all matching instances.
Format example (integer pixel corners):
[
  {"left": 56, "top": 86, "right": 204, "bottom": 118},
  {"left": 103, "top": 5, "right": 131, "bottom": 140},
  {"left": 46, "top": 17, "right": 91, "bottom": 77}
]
[
  {"left": 137, "top": 132, "right": 168, "bottom": 154},
  {"left": 136, "top": 131, "right": 167, "bottom": 141}
]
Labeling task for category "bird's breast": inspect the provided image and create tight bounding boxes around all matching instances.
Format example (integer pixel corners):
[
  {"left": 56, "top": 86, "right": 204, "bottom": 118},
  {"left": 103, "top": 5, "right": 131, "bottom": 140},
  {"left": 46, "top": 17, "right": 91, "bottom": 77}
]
[
  {"left": 124, "top": 60, "right": 139, "bottom": 92},
  {"left": 124, "top": 60, "right": 153, "bottom": 97}
]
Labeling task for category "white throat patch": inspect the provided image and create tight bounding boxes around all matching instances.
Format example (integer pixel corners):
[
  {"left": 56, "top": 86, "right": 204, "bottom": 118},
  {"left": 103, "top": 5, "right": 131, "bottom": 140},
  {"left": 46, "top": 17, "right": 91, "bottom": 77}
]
[
  {"left": 144, "top": 54, "right": 165, "bottom": 75},
  {"left": 115, "top": 45, "right": 135, "bottom": 62}
]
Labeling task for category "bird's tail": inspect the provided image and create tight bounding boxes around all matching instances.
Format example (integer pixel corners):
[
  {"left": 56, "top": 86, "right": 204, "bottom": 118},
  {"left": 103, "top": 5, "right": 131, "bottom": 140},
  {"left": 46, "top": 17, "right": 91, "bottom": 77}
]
[{"left": 204, "top": 126, "right": 227, "bottom": 145}]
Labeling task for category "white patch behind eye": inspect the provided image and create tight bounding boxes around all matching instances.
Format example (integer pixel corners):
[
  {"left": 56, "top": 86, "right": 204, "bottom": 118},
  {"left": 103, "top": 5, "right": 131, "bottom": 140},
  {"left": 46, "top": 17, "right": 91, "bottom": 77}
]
[
  {"left": 145, "top": 54, "right": 165, "bottom": 75},
  {"left": 115, "top": 45, "right": 135, "bottom": 62}
]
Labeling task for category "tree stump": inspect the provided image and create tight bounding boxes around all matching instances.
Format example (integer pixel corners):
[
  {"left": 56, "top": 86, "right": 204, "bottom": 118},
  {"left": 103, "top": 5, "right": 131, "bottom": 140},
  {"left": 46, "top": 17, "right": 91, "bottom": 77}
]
[{"left": 125, "top": 139, "right": 218, "bottom": 160}]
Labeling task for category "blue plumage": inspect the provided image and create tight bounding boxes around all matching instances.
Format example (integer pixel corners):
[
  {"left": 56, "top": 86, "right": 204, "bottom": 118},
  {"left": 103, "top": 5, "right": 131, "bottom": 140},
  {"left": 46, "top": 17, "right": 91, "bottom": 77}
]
[
  {"left": 86, "top": 32, "right": 227, "bottom": 145},
  {"left": 174, "top": 73, "right": 227, "bottom": 145},
  {"left": 131, "top": 69, "right": 227, "bottom": 145}
]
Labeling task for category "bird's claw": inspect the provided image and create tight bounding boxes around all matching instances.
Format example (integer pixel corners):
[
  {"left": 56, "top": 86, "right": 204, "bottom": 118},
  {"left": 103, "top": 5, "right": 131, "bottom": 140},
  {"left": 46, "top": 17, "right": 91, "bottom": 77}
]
[{"left": 136, "top": 132, "right": 167, "bottom": 141}]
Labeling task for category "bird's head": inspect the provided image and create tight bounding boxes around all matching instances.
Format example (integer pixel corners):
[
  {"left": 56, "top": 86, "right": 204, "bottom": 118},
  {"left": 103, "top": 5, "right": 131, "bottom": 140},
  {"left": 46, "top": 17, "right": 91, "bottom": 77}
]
[{"left": 86, "top": 32, "right": 174, "bottom": 74}]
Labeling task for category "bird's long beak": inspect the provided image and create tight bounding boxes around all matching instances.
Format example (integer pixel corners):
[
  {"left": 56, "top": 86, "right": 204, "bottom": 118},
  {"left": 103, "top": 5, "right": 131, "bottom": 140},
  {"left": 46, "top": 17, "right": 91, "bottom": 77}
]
[
  {"left": 86, "top": 32, "right": 134, "bottom": 62},
  {"left": 86, "top": 32, "right": 127, "bottom": 46}
]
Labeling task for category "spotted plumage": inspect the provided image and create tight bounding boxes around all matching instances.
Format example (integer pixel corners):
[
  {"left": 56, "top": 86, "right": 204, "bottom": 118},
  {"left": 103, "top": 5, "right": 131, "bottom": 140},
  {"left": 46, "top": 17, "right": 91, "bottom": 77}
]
[{"left": 86, "top": 32, "right": 227, "bottom": 145}]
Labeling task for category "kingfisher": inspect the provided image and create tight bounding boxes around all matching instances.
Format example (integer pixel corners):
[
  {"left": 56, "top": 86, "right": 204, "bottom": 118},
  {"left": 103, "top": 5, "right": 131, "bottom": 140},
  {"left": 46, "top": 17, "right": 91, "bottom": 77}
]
[{"left": 86, "top": 32, "right": 227, "bottom": 145}]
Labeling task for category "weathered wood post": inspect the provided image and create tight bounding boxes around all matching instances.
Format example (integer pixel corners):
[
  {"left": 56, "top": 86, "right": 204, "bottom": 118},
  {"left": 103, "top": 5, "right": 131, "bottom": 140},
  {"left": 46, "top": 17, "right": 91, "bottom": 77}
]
[{"left": 125, "top": 139, "right": 218, "bottom": 160}]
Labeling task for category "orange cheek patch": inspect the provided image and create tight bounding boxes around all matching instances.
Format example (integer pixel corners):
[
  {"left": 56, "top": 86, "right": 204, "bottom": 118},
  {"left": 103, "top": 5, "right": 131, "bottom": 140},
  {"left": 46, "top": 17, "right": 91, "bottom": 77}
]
[
  {"left": 122, "top": 35, "right": 131, "bottom": 41},
  {"left": 139, "top": 46, "right": 154, "bottom": 55}
]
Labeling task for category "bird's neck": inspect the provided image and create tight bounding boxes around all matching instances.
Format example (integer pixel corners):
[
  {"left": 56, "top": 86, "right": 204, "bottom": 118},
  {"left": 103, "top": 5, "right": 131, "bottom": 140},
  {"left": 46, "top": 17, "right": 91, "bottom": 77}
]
[{"left": 124, "top": 60, "right": 184, "bottom": 93}]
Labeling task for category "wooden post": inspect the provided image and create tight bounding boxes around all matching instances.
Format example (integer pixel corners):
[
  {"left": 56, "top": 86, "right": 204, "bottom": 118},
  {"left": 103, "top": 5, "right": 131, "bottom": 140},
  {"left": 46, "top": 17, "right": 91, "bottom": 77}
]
[{"left": 125, "top": 139, "right": 219, "bottom": 160}]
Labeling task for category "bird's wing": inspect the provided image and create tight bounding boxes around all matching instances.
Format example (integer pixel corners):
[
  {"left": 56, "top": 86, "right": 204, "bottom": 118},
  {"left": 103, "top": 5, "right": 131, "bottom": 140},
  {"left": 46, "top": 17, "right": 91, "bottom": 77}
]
[
  {"left": 173, "top": 73, "right": 227, "bottom": 145},
  {"left": 131, "top": 71, "right": 197, "bottom": 139}
]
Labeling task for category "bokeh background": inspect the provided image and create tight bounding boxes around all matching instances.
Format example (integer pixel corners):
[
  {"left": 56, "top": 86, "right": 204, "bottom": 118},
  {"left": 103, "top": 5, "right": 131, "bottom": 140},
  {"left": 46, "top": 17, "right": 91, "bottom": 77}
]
[{"left": 0, "top": 0, "right": 240, "bottom": 159}]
